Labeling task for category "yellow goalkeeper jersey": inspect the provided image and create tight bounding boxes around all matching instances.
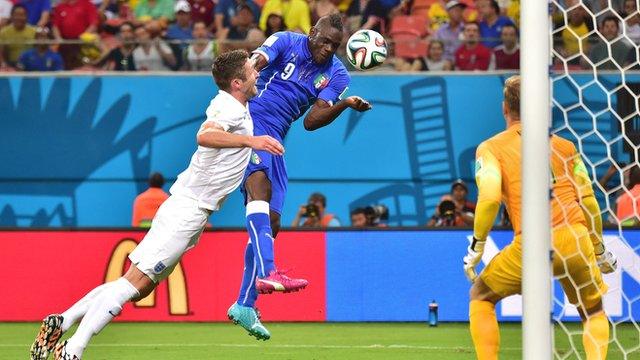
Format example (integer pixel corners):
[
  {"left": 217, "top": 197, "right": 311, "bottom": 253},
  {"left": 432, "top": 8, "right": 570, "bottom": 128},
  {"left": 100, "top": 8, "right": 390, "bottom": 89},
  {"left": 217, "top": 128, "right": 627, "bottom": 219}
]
[{"left": 474, "top": 122, "right": 592, "bottom": 237}]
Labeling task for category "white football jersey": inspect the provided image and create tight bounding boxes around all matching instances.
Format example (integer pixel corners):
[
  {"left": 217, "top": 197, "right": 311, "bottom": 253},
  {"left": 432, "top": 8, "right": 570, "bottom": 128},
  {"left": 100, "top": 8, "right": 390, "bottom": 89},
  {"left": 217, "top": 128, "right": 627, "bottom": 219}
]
[{"left": 170, "top": 90, "right": 253, "bottom": 211}]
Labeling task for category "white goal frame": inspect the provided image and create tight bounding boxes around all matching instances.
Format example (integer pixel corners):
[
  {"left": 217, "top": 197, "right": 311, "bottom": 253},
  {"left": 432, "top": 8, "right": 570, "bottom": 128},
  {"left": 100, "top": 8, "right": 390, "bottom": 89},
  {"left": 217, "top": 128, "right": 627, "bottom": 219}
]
[{"left": 521, "top": 0, "right": 553, "bottom": 359}]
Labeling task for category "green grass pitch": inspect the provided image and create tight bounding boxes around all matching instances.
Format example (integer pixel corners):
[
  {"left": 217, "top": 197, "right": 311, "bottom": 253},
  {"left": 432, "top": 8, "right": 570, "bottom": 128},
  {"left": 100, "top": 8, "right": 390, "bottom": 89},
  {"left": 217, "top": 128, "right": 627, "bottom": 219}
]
[{"left": 1, "top": 322, "right": 638, "bottom": 359}]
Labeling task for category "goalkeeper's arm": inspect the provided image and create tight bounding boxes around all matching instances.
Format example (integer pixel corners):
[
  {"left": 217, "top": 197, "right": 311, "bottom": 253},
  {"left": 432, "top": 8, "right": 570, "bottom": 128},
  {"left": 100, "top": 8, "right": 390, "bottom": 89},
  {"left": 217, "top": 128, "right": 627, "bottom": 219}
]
[
  {"left": 573, "top": 156, "right": 617, "bottom": 273},
  {"left": 464, "top": 144, "right": 502, "bottom": 282},
  {"left": 580, "top": 194, "right": 603, "bottom": 250}
]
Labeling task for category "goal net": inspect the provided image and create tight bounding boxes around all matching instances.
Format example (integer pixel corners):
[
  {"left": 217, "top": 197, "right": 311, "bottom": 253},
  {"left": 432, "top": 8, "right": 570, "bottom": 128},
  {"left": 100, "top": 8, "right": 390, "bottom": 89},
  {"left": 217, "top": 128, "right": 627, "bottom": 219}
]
[{"left": 549, "top": 0, "right": 640, "bottom": 358}]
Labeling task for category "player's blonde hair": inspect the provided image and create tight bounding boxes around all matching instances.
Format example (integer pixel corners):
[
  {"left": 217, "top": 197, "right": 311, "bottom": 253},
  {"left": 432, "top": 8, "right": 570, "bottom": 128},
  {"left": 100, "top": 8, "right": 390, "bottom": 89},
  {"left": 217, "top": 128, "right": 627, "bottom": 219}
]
[{"left": 503, "top": 75, "right": 520, "bottom": 119}]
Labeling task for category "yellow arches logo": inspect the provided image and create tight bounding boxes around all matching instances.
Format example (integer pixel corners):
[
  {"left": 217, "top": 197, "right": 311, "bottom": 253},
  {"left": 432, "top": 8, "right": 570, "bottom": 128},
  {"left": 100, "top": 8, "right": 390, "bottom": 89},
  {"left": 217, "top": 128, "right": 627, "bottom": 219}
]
[{"left": 104, "top": 238, "right": 189, "bottom": 315}]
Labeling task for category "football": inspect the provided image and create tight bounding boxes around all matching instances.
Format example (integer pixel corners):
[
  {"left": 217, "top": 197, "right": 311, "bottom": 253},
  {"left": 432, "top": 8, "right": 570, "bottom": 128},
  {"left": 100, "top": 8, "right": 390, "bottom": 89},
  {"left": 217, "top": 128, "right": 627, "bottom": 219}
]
[{"left": 346, "top": 29, "right": 388, "bottom": 71}]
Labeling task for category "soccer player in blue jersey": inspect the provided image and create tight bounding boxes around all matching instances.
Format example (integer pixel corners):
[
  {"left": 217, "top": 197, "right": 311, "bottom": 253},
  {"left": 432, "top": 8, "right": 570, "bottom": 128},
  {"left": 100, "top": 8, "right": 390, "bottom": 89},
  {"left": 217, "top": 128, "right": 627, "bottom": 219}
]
[{"left": 227, "top": 14, "right": 372, "bottom": 339}]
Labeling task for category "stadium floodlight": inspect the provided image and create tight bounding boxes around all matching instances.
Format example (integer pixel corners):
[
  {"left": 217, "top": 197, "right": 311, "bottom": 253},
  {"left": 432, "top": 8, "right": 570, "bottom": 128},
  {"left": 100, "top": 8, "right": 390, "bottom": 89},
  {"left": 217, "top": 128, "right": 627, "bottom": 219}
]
[{"left": 522, "top": 0, "right": 553, "bottom": 359}]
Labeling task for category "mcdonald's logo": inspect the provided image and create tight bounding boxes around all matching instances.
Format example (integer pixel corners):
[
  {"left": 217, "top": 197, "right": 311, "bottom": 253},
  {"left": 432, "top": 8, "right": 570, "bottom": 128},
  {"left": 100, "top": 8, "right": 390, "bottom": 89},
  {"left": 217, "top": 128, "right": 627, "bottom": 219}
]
[{"left": 104, "top": 238, "right": 189, "bottom": 315}]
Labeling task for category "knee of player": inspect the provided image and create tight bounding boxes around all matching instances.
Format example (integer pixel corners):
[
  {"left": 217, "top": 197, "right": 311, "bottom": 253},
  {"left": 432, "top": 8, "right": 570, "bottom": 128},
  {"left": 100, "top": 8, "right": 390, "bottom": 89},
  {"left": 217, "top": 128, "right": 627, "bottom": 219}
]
[
  {"left": 469, "top": 279, "right": 498, "bottom": 303},
  {"left": 245, "top": 171, "right": 272, "bottom": 201},
  {"left": 131, "top": 286, "right": 155, "bottom": 302},
  {"left": 580, "top": 302, "right": 605, "bottom": 321},
  {"left": 469, "top": 283, "right": 481, "bottom": 300}
]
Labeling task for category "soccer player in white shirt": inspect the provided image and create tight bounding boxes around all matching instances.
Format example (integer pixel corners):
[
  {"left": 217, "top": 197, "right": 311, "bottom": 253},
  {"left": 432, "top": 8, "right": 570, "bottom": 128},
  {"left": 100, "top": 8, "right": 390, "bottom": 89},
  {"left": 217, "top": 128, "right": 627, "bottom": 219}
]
[{"left": 29, "top": 49, "right": 284, "bottom": 360}]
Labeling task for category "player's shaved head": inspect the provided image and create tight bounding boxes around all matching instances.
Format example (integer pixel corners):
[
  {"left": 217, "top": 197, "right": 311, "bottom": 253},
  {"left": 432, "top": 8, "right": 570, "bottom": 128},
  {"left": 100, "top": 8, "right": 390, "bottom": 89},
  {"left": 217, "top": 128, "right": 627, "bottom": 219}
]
[
  {"left": 211, "top": 50, "right": 249, "bottom": 92},
  {"left": 317, "top": 13, "right": 343, "bottom": 32},
  {"left": 308, "top": 14, "right": 344, "bottom": 64},
  {"left": 503, "top": 75, "right": 520, "bottom": 120}
]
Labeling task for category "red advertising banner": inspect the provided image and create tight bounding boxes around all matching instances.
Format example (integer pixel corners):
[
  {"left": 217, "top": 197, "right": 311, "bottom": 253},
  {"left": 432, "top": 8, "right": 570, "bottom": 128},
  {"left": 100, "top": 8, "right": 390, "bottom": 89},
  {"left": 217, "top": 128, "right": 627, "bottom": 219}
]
[{"left": 0, "top": 231, "right": 326, "bottom": 322}]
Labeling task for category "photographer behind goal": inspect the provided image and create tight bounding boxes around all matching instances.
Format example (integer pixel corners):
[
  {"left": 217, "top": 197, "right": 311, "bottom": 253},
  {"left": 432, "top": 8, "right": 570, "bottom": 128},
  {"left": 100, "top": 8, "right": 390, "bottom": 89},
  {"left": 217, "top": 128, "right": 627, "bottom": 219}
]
[
  {"left": 291, "top": 192, "right": 341, "bottom": 227},
  {"left": 427, "top": 179, "right": 476, "bottom": 227}
]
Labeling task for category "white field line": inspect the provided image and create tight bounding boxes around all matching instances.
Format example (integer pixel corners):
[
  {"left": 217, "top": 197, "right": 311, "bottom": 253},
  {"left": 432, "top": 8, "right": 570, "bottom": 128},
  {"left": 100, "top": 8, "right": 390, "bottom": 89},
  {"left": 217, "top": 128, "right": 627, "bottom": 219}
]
[{"left": 0, "top": 343, "right": 520, "bottom": 351}]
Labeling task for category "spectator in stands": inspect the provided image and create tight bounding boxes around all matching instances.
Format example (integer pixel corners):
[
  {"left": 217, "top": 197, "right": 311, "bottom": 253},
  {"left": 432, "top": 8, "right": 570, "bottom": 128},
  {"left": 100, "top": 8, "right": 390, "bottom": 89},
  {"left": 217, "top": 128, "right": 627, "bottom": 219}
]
[
  {"left": 498, "top": 0, "right": 520, "bottom": 26},
  {"left": 102, "top": 0, "right": 135, "bottom": 22},
  {"left": 436, "top": 0, "right": 466, "bottom": 62},
  {"left": 188, "top": 0, "right": 215, "bottom": 31},
  {"left": 0, "top": 5, "right": 35, "bottom": 69},
  {"left": 558, "top": 1, "right": 591, "bottom": 63},
  {"left": 52, "top": 0, "right": 99, "bottom": 69},
  {"left": 94, "top": 21, "right": 137, "bottom": 70},
  {"left": 16, "top": 26, "right": 64, "bottom": 71},
  {"left": 428, "top": 0, "right": 452, "bottom": 32},
  {"left": 131, "top": 172, "right": 170, "bottom": 228},
  {"left": 427, "top": 179, "right": 475, "bottom": 227},
  {"left": 167, "top": 1, "right": 193, "bottom": 49},
  {"left": 477, "top": 0, "right": 515, "bottom": 48},
  {"left": 455, "top": 21, "right": 493, "bottom": 70},
  {"left": 427, "top": 0, "right": 477, "bottom": 32},
  {"left": 215, "top": 0, "right": 260, "bottom": 40},
  {"left": 166, "top": 0, "right": 193, "bottom": 69},
  {"left": 78, "top": 31, "right": 103, "bottom": 66},
  {"left": 264, "top": 11, "right": 285, "bottom": 37},
  {"left": 98, "top": 18, "right": 126, "bottom": 57},
  {"left": 623, "top": 0, "right": 640, "bottom": 43},
  {"left": 586, "top": 16, "right": 632, "bottom": 70},
  {"left": 350, "top": 207, "right": 368, "bottom": 227},
  {"left": 310, "top": 0, "right": 339, "bottom": 25},
  {"left": 347, "top": 0, "right": 386, "bottom": 34},
  {"left": 396, "top": 39, "right": 452, "bottom": 71},
  {"left": 19, "top": 0, "right": 50, "bottom": 27},
  {"left": 0, "top": 0, "right": 12, "bottom": 28},
  {"left": 182, "top": 20, "right": 218, "bottom": 70},
  {"left": 261, "top": 0, "right": 312, "bottom": 34},
  {"left": 494, "top": 23, "right": 519, "bottom": 69},
  {"left": 133, "top": 22, "right": 176, "bottom": 70},
  {"left": 616, "top": 165, "right": 640, "bottom": 226},
  {"left": 425, "top": 39, "right": 452, "bottom": 70},
  {"left": 291, "top": 192, "right": 341, "bottom": 227},
  {"left": 225, "top": 3, "right": 262, "bottom": 41},
  {"left": 135, "top": 0, "right": 175, "bottom": 24}
]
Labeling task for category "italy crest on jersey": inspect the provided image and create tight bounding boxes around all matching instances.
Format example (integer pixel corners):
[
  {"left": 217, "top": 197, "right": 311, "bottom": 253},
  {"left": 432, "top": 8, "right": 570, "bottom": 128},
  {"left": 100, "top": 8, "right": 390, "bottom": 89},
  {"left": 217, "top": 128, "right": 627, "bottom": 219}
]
[
  {"left": 251, "top": 153, "right": 262, "bottom": 165},
  {"left": 314, "top": 73, "right": 329, "bottom": 90}
]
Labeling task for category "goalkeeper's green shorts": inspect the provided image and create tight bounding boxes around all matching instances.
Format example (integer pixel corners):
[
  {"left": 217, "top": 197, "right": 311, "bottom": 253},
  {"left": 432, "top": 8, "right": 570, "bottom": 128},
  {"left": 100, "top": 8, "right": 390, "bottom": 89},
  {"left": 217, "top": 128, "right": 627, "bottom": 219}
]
[{"left": 480, "top": 224, "right": 607, "bottom": 312}]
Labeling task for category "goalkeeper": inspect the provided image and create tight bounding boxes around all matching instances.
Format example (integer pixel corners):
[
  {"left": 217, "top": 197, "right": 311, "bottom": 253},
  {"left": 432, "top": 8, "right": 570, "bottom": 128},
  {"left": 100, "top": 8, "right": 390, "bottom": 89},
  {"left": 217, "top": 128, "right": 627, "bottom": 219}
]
[{"left": 463, "top": 75, "right": 618, "bottom": 360}]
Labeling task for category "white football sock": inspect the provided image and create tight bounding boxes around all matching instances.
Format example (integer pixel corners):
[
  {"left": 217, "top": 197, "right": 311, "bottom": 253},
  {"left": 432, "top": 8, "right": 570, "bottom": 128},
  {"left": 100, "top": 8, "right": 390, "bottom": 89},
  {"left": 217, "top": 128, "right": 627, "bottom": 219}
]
[
  {"left": 65, "top": 278, "right": 139, "bottom": 358},
  {"left": 61, "top": 283, "right": 111, "bottom": 332}
]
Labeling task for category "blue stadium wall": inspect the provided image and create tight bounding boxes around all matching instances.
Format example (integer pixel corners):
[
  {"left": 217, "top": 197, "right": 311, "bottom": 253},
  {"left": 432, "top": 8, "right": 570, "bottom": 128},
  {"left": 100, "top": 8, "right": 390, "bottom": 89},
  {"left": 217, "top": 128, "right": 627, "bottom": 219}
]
[{"left": 0, "top": 73, "right": 626, "bottom": 227}]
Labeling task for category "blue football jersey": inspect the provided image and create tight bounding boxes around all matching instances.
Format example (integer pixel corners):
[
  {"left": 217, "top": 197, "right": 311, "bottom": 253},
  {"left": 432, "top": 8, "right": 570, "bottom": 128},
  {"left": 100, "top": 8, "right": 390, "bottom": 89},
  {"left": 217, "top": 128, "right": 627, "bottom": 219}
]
[{"left": 249, "top": 31, "right": 350, "bottom": 140}]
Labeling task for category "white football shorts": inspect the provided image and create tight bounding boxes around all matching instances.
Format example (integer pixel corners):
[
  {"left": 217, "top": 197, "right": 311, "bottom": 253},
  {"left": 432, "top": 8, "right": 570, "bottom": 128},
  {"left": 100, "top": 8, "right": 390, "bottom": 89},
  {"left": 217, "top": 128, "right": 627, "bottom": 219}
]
[{"left": 129, "top": 195, "right": 211, "bottom": 283}]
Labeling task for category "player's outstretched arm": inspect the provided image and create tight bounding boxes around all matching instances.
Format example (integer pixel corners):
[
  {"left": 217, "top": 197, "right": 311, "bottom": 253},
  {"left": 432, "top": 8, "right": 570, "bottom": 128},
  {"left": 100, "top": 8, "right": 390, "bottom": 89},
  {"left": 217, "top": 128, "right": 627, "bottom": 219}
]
[
  {"left": 197, "top": 121, "right": 284, "bottom": 155},
  {"left": 303, "top": 96, "right": 372, "bottom": 131}
]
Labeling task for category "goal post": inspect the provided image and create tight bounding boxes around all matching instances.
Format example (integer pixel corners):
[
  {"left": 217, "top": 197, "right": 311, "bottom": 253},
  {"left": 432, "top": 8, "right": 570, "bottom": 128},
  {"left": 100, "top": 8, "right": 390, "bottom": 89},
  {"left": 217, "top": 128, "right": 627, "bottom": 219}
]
[{"left": 521, "top": 0, "right": 553, "bottom": 359}]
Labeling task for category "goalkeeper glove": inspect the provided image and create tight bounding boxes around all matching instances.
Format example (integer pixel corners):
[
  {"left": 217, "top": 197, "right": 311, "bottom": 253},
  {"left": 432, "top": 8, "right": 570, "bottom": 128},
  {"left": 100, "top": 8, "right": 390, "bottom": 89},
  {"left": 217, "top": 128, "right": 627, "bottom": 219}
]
[
  {"left": 463, "top": 237, "right": 485, "bottom": 282},
  {"left": 594, "top": 242, "right": 617, "bottom": 274}
]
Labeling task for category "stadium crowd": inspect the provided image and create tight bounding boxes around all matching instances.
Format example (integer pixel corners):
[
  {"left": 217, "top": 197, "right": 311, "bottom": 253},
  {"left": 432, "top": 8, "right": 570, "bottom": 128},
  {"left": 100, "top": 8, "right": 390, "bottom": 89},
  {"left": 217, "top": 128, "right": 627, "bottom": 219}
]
[
  {"left": 0, "top": 0, "right": 609, "bottom": 72},
  {"left": 0, "top": 0, "right": 636, "bottom": 72}
]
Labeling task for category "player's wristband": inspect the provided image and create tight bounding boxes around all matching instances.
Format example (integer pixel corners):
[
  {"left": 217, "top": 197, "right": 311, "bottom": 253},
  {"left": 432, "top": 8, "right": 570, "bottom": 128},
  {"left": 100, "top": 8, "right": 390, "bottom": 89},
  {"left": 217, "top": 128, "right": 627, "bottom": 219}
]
[
  {"left": 593, "top": 242, "right": 605, "bottom": 256},
  {"left": 470, "top": 237, "right": 485, "bottom": 252}
]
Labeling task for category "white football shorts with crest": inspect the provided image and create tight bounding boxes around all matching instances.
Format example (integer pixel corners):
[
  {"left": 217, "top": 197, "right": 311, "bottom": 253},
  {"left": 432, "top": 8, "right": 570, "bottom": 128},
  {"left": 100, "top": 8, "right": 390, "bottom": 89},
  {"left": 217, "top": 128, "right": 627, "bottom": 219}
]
[{"left": 129, "top": 195, "right": 210, "bottom": 283}]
